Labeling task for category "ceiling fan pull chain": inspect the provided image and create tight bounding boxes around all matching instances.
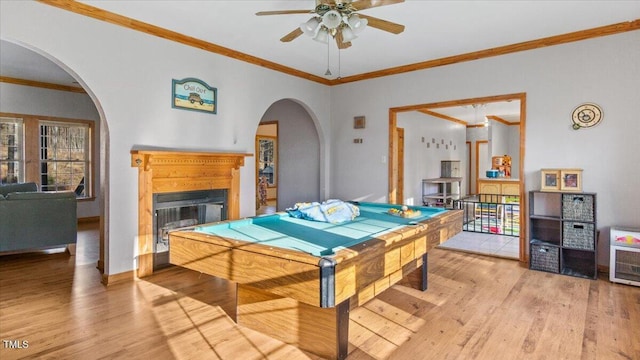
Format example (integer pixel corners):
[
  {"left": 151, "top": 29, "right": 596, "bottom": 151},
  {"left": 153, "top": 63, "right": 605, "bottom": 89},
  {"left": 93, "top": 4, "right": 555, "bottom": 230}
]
[
  {"left": 325, "top": 40, "right": 332, "bottom": 76},
  {"left": 338, "top": 47, "right": 341, "bottom": 79}
]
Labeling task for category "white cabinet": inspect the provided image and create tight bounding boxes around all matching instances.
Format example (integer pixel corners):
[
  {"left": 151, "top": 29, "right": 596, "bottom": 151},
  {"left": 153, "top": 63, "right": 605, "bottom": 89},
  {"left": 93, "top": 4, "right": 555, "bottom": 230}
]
[{"left": 609, "top": 227, "right": 640, "bottom": 287}]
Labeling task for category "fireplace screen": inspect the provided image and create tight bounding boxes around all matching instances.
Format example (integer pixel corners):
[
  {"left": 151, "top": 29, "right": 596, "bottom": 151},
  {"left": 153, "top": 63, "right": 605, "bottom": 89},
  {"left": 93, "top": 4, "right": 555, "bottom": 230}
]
[{"left": 153, "top": 189, "right": 227, "bottom": 269}]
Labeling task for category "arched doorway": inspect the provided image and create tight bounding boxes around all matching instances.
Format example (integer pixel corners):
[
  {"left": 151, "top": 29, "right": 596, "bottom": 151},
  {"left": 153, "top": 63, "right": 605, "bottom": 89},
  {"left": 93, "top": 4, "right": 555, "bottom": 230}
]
[
  {"left": 256, "top": 99, "right": 321, "bottom": 212},
  {"left": 0, "top": 39, "right": 109, "bottom": 276}
]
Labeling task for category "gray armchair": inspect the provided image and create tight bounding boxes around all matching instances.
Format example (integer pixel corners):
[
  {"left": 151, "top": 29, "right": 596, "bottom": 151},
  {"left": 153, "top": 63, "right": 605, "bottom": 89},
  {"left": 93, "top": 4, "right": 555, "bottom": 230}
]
[{"left": 0, "top": 182, "right": 77, "bottom": 253}]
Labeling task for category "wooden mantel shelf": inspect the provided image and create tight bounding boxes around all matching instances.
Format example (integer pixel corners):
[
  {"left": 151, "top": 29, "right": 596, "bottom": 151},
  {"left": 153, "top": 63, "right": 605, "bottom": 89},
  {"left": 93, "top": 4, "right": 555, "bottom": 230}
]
[
  {"left": 131, "top": 150, "right": 250, "bottom": 169},
  {"left": 130, "top": 149, "right": 252, "bottom": 277}
]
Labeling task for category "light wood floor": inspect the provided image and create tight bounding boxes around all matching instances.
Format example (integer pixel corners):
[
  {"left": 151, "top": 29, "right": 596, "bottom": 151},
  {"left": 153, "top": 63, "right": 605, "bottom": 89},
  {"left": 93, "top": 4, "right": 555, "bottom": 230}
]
[{"left": 1, "top": 221, "right": 639, "bottom": 360}]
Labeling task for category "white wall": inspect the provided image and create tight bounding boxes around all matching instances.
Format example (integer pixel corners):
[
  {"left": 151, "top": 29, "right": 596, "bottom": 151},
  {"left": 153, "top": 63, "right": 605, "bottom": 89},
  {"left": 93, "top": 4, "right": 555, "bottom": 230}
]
[
  {"left": 331, "top": 31, "right": 640, "bottom": 265},
  {"left": 1, "top": 1, "right": 332, "bottom": 275},
  {"left": 0, "top": 82, "right": 101, "bottom": 218},
  {"left": 398, "top": 112, "right": 466, "bottom": 204}
]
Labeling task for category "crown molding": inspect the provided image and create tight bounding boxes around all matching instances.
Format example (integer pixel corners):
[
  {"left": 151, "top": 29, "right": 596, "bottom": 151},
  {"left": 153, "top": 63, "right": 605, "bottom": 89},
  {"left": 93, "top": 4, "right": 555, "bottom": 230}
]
[
  {"left": 330, "top": 19, "right": 640, "bottom": 85},
  {"left": 37, "top": 0, "right": 332, "bottom": 86},
  {"left": 0, "top": 76, "right": 86, "bottom": 93},
  {"left": 417, "top": 109, "right": 467, "bottom": 126},
  {"left": 37, "top": 1, "right": 639, "bottom": 86}
]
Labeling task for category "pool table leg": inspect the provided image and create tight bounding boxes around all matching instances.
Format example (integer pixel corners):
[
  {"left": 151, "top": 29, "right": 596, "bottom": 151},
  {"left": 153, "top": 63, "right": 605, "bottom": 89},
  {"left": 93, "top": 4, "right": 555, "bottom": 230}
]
[
  {"left": 421, "top": 253, "right": 428, "bottom": 291},
  {"left": 336, "top": 299, "right": 350, "bottom": 360},
  {"left": 237, "top": 284, "right": 350, "bottom": 360}
]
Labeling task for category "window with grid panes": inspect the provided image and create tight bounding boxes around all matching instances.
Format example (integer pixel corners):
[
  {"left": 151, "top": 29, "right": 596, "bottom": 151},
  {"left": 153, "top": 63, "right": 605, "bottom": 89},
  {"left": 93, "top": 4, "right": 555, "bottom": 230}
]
[
  {"left": 0, "top": 117, "right": 25, "bottom": 185},
  {"left": 39, "top": 121, "right": 90, "bottom": 197}
]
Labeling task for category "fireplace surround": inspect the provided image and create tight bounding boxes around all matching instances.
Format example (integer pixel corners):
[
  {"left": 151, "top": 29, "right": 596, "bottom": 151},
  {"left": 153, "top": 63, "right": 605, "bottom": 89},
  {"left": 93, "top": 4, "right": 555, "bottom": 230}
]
[
  {"left": 153, "top": 189, "right": 227, "bottom": 269},
  {"left": 131, "top": 150, "right": 251, "bottom": 277}
]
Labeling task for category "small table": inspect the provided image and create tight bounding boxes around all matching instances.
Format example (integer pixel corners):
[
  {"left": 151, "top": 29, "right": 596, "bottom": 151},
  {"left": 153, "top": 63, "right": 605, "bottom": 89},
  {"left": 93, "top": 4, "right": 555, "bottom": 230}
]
[
  {"left": 422, "top": 177, "right": 463, "bottom": 208},
  {"left": 170, "top": 202, "right": 462, "bottom": 359}
]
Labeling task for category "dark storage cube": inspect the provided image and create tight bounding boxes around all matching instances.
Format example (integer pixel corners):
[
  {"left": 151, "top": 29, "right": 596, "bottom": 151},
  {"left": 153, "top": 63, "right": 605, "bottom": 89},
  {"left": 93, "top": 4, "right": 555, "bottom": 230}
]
[
  {"left": 562, "top": 194, "right": 594, "bottom": 221},
  {"left": 530, "top": 218, "right": 561, "bottom": 246},
  {"left": 562, "top": 249, "right": 596, "bottom": 279},
  {"left": 530, "top": 242, "right": 560, "bottom": 273},
  {"left": 562, "top": 222, "right": 595, "bottom": 250}
]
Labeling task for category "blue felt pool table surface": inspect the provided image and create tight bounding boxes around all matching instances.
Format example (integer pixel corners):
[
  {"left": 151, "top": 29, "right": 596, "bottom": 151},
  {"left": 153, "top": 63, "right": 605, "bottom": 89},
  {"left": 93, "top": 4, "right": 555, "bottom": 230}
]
[{"left": 194, "top": 202, "right": 447, "bottom": 257}]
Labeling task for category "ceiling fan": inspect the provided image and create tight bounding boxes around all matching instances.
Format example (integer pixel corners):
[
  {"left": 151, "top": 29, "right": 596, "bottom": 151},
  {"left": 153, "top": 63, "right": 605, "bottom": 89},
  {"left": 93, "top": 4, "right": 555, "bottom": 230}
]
[{"left": 256, "top": 0, "right": 405, "bottom": 50}]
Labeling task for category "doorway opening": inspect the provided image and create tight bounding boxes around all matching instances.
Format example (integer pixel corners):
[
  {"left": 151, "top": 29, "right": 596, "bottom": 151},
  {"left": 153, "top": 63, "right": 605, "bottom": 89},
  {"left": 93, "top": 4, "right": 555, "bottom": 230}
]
[
  {"left": 256, "top": 121, "right": 278, "bottom": 215},
  {"left": 388, "top": 93, "right": 527, "bottom": 262}
]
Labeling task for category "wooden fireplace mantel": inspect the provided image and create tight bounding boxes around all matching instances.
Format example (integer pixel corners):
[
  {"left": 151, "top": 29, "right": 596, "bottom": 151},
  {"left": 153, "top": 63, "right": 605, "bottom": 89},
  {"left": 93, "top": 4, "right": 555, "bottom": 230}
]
[{"left": 131, "top": 150, "right": 251, "bottom": 277}]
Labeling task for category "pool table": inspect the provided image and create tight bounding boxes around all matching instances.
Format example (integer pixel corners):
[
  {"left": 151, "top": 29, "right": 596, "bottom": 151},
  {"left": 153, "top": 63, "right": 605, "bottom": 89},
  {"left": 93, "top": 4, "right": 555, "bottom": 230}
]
[{"left": 169, "top": 202, "right": 462, "bottom": 359}]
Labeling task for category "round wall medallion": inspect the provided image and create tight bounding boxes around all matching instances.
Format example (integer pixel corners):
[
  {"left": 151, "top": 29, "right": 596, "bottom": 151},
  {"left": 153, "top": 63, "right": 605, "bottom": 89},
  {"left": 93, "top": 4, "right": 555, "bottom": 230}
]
[{"left": 571, "top": 103, "right": 603, "bottom": 130}]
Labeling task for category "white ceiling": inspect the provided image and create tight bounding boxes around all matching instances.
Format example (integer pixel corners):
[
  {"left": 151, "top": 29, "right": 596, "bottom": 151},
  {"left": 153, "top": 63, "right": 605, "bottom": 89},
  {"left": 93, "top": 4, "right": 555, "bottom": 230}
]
[
  {"left": 0, "top": 41, "right": 79, "bottom": 87},
  {"left": 1, "top": 0, "right": 638, "bottom": 122},
  {"left": 78, "top": 0, "right": 639, "bottom": 78}
]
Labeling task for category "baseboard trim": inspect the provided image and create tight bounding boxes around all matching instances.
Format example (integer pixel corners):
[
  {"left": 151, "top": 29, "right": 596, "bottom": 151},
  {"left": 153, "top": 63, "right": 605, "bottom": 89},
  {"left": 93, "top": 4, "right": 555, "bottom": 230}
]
[
  {"left": 78, "top": 216, "right": 100, "bottom": 224},
  {"left": 598, "top": 264, "right": 610, "bottom": 275},
  {"left": 101, "top": 270, "right": 135, "bottom": 286},
  {"left": 96, "top": 260, "right": 105, "bottom": 273}
]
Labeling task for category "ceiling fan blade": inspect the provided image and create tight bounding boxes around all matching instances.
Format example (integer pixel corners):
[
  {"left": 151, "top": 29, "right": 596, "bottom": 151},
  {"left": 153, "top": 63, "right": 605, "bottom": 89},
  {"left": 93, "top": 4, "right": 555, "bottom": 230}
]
[
  {"left": 350, "top": 0, "right": 405, "bottom": 11},
  {"left": 358, "top": 14, "right": 405, "bottom": 34},
  {"left": 280, "top": 28, "right": 304, "bottom": 42},
  {"left": 335, "top": 31, "right": 352, "bottom": 49},
  {"left": 256, "top": 10, "right": 312, "bottom": 16}
]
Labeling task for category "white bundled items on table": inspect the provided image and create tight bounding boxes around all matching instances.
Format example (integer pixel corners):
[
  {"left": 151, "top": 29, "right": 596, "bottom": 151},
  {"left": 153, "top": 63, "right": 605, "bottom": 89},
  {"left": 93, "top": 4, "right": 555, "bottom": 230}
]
[{"left": 286, "top": 199, "right": 360, "bottom": 223}]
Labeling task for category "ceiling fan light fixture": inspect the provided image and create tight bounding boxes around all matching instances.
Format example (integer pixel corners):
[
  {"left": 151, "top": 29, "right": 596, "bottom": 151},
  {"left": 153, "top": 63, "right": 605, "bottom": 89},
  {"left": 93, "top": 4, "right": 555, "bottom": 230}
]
[
  {"left": 322, "top": 10, "right": 342, "bottom": 29},
  {"left": 341, "top": 27, "right": 357, "bottom": 42},
  {"left": 300, "top": 17, "right": 321, "bottom": 36},
  {"left": 348, "top": 14, "right": 367, "bottom": 34},
  {"left": 313, "top": 27, "right": 330, "bottom": 43}
]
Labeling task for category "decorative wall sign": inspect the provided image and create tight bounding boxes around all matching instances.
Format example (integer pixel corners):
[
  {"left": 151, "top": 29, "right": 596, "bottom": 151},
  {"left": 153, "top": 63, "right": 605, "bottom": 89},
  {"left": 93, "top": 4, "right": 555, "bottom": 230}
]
[
  {"left": 571, "top": 102, "right": 602, "bottom": 130},
  {"left": 172, "top": 78, "right": 217, "bottom": 114}
]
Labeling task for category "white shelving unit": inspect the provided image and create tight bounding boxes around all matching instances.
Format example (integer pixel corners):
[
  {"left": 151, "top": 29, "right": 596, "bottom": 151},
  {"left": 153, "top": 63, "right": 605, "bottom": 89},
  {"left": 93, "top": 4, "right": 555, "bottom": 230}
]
[{"left": 422, "top": 177, "right": 462, "bottom": 208}]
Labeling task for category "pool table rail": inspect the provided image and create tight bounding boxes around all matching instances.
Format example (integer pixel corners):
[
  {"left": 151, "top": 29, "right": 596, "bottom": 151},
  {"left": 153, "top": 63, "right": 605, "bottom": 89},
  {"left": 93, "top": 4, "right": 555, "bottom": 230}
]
[
  {"left": 169, "top": 209, "right": 462, "bottom": 308},
  {"left": 169, "top": 208, "right": 462, "bottom": 360}
]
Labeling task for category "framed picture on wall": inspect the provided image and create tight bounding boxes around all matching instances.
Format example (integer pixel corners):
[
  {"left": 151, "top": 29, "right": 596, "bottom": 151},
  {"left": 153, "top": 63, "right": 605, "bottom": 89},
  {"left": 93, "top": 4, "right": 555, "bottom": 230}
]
[
  {"left": 172, "top": 78, "right": 217, "bottom": 114},
  {"left": 540, "top": 169, "right": 560, "bottom": 191},
  {"left": 560, "top": 169, "right": 583, "bottom": 192},
  {"left": 354, "top": 116, "right": 366, "bottom": 129}
]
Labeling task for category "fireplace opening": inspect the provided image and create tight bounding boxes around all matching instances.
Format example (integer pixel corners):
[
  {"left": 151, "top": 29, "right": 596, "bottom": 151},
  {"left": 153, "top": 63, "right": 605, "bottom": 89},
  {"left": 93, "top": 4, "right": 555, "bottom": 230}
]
[{"left": 153, "top": 189, "right": 227, "bottom": 269}]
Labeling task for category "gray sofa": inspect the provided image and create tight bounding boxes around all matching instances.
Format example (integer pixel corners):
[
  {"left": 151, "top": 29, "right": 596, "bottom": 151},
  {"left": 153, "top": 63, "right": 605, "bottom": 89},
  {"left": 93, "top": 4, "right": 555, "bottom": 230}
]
[{"left": 0, "top": 182, "right": 77, "bottom": 253}]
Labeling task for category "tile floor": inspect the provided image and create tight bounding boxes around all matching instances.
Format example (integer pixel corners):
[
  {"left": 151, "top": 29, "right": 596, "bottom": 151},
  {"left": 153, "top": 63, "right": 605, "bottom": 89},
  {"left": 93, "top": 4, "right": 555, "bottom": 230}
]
[{"left": 439, "top": 231, "right": 520, "bottom": 259}]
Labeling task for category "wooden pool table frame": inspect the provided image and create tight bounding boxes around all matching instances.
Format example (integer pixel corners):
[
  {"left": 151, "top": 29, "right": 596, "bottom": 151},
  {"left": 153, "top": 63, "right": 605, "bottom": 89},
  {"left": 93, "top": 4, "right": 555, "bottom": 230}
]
[{"left": 169, "top": 208, "right": 462, "bottom": 359}]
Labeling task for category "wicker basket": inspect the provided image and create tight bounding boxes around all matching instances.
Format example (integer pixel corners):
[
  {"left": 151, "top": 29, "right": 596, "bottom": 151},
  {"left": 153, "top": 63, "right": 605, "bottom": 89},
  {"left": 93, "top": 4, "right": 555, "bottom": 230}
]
[
  {"left": 530, "top": 243, "right": 560, "bottom": 273},
  {"left": 563, "top": 222, "right": 595, "bottom": 250},
  {"left": 562, "top": 194, "right": 594, "bottom": 221}
]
